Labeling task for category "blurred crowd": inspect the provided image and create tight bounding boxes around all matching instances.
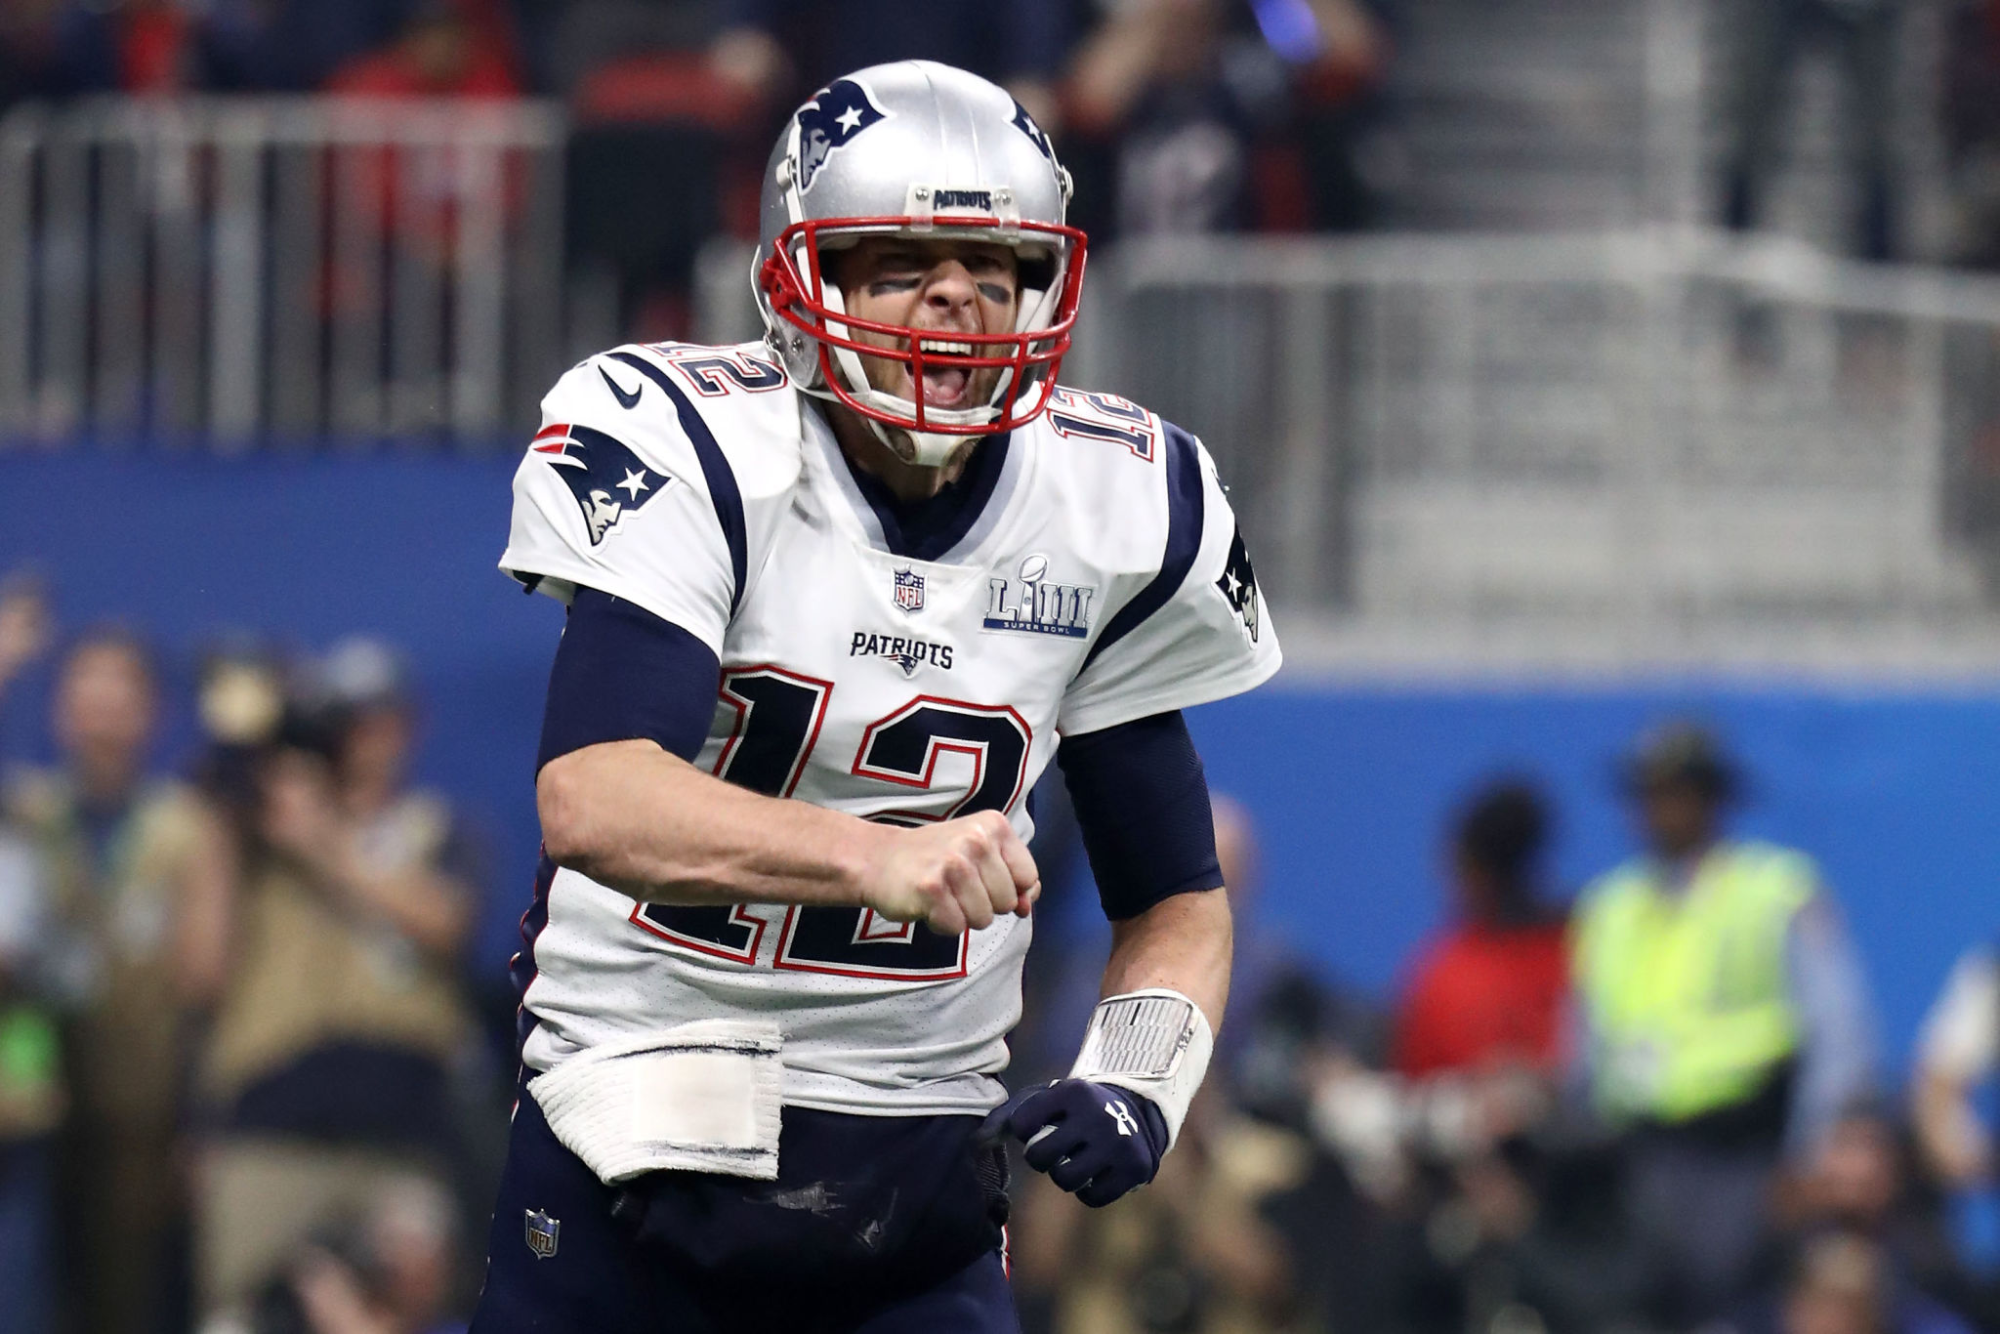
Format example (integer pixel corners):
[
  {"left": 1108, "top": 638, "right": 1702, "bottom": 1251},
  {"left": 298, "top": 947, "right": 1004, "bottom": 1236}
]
[
  {"left": 6, "top": 601, "right": 2000, "bottom": 1334},
  {"left": 9, "top": 0, "right": 2000, "bottom": 350},
  {"left": 1011, "top": 722, "right": 2000, "bottom": 1334},
  {"left": 0, "top": 0, "right": 1395, "bottom": 340},
  {"left": 0, "top": 576, "right": 505, "bottom": 1334}
]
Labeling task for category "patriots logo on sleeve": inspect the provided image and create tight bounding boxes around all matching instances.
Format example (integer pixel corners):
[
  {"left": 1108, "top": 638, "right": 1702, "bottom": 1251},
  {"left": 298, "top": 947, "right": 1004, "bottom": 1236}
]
[
  {"left": 531, "top": 422, "right": 672, "bottom": 545},
  {"left": 796, "top": 78, "right": 886, "bottom": 192},
  {"left": 1216, "top": 523, "right": 1261, "bottom": 643}
]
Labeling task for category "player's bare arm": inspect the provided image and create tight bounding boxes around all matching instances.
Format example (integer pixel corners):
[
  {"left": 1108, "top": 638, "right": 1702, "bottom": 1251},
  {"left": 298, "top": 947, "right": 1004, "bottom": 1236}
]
[
  {"left": 538, "top": 737, "right": 1038, "bottom": 935},
  {"left": 1100, "top": 884, "right": 1233, "bottom": 1034}
]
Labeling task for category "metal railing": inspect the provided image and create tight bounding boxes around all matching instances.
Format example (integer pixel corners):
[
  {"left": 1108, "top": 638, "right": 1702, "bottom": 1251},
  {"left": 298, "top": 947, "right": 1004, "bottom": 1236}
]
[
  {"left": 0, "top": 96, "right": 567, "bottom": 451},
  {"left": 1080, "top": 229, "right": 2000, "bottom": 621}
]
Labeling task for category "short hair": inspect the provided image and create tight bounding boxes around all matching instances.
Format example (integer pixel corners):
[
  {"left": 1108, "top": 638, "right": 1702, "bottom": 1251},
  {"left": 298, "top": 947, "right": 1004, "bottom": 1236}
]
[
  {"left": 1453, "top": 778, "right": 1550, "bottom": 907},
  {"left": 1620, "top": 720, "right": 1738, "bottom": 802}
]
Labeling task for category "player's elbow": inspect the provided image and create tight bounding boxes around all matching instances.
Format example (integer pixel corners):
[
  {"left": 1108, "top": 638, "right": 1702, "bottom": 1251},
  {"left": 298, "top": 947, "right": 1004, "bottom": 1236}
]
[{"left": 537, "top": 751, "right": 606, "bottom": 872}]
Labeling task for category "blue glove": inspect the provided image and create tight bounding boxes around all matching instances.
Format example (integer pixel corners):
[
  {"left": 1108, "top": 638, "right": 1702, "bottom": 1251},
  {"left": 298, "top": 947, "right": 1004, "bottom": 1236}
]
[{"left": 979, "top": 1079, "right": 1169, "bottom": 1207}]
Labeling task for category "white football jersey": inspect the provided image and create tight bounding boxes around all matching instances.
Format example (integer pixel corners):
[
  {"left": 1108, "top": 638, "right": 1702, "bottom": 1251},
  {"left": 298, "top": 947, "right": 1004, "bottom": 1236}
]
[{"left": 499, "top": 341, "right": 1281, "bottom": 1117}]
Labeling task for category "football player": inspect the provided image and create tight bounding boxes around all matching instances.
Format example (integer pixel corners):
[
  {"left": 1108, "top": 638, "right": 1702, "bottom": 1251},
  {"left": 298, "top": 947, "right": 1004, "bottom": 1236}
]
[{"left": 472, "top": 60, "right": 1281, "bottom": 1332}]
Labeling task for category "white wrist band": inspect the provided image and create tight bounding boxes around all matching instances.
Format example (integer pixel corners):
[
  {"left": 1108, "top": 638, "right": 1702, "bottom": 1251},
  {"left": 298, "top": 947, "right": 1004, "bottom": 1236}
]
[{"left": 1068, "top": 988, "right": 1214, "bottom": 1150}]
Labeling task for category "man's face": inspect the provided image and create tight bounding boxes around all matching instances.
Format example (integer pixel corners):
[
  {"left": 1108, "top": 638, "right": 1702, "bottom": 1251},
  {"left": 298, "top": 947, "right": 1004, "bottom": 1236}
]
[
  {"left": 829, "top": 237, "right": 1021, "bottom": 417},
  {"left": 54, "top": 642, "right": 156, "bottom": 777},
  {"left": 1638, "top": 780, "right": 1717, "bottom": 859}
]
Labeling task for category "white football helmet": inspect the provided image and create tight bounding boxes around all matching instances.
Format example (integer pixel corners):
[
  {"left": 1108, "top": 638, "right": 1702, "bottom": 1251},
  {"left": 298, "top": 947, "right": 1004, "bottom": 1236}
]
[{"left": 755, "top": 61, "right": 1088, "bottom": 466}]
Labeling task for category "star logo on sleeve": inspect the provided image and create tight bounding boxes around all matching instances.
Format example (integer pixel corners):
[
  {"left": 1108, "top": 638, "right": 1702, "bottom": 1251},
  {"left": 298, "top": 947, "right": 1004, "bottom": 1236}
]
[
  {"left": 529, "top": 422, "right": 672, "bottom": 545},
  {"left": 1216, "top": 522, "right": 1261, "bottom": 643}
]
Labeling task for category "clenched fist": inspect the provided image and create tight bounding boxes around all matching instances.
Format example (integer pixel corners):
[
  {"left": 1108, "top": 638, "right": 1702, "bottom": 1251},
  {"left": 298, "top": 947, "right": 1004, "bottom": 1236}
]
[{"left": 857, "top": 810, "right": 1039, "bottom": 935}]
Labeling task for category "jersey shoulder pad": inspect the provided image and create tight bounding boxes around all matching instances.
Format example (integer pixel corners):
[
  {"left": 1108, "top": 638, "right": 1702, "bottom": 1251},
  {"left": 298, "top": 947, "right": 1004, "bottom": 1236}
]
[
  {"left": 598, "top": 341, "right": 804, "bottom": 506},
  {"left": 499, "top": 343, "right": 804, "bottom": 649},
  {"left": 1047, "top": 389, "right": 1281, "bottom": 735},
  {"left": 1023, "top": 386, "right": 1194, "bottom": 574}
]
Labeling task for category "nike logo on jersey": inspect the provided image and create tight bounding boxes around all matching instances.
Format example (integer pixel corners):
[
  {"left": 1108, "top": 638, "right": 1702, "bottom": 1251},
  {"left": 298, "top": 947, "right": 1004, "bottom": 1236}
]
[
  {"left": 983, "top": 553, "right": 1094, "bottom": 639},
  {"left": 1216, "top": 523, "right": 1261, "bottom": 643},
  {"left": 530, "top": 423, "right": 671, "bottom": 545},
  {"left": 598, "top": 366, "right": 643, "bottom": 409},
  {"left": 849, "top": 631, "right": 954, "bottom": 677}
]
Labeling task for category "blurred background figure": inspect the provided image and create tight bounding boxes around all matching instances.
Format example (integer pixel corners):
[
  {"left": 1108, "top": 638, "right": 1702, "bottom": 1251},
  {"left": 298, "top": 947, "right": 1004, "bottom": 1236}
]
[
  {"left": 1569, "top": 721, "right": 1881, "bottom": 1329},
  {"left": 1062, "top": 0, "right": 1391, "bottom": 238},
  {"left": 3, "top": 624, "right": 234, "bottom": 1334},
  {"left": 243, "top": 1176, "right": 466, "bottom": 1334},
  {"left": 1392, "top": 778, "right": 1567, "bottom": 1084},
  {"left": 1909, "top": 928, "right": 2000, "bottom": 1323},
  {"left": 1717, "top": 0, "right": 1899, "bottom": 260},
  {"left": 196, "top": 639, "right": 482, "bottom": 1327},
  {"left": 1720, "top": 1227, "right": 1973, "bottom": 1334},
  {"left": 322, "top": 0, "right": 520, "bottom": 98}
]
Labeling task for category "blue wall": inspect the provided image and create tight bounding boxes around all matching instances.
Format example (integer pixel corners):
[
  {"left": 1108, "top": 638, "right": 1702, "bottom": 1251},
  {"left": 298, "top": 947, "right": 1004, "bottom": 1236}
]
[
  {"left": 1189, "top": 683, "right": 2000, "bottom": 1073},
  {"left": 2, "top": 455, "right": 1994, "bottom": 1070}
]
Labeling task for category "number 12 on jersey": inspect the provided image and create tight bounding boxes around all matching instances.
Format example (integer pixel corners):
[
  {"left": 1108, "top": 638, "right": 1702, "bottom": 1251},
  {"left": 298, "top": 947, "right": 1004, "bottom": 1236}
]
[{"left": 633, "top": 666, "right": 1033, "bottom": 981}]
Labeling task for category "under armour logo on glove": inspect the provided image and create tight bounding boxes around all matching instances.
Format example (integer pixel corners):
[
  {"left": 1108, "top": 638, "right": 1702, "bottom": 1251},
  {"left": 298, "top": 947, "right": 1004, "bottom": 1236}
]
[{"left": 979, "top": 1079, "right": 1169, "bottom": 1208}]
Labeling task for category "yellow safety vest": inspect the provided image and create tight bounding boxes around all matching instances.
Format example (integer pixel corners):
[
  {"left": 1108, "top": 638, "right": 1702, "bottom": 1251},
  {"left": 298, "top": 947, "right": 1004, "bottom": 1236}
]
[{"left": 1571, "top": 840, "right": 1815, "bottom": 1125}]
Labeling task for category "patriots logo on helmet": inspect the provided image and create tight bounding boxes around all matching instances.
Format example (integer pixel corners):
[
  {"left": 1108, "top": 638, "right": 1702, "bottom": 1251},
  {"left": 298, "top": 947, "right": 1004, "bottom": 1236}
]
[
  {"left": 530, "top": 422, "right": 671, "bottom": 545},
  {"left": 796, "top": 78, "right": 887, "bottom": 192},
  {"left": 1011, "top": 99, "right": 1054, "bottom": 161}
]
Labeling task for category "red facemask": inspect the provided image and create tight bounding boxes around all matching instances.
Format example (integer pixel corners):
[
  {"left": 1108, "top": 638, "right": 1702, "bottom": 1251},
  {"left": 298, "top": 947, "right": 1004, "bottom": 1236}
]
[{"left": 759, "top": 215, "right": 1090, "bottom": 438}]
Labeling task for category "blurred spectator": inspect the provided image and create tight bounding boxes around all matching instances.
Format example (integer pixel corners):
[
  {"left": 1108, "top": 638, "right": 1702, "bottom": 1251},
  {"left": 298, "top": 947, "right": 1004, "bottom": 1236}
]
[
  {"left": 0, "top": 574, "right": 50, "bottom": 707},
  {"left": 1718, "top": 0, "right": 1899, "bottom": 261},
  {"left": 1771, "top": 1111, "right": 1983, "bottom": 1328},
  {"left": 1909, "top": 936, "right": 2000, "bottom": 1320},
  {"left": 1066, "top": 0, "right": 1272, "bottom": 237},
  {"left": 0, "top": 827, "right": 57, "bottom": 1334},
  {"left": 709, "top": 0, "right": 1069, "bottom": 125},
  {"left": 1913, "top": 942, "right": 2000, "bottom": 1194},
  {"left": 246, "top": 1176, "right": 466, "bottom": 1334},
  {"left": 200, "top": 0, "right": 413, "bottom": 93},
  {"left": 1392, "top": 778, "right": 1567, "bottom": 1082},
  {"left": 3, "top": 627, "right": 234, "bottom": 1334},
  {"left": 0, "top": 581, "right": 59, "bottom": 1334},
  {"left": 1724, "top": 1230, "right": 1975, "bottom": 1334},
  {"left": 196, "top": 639, "right": 479, "bottom": 1323},
  {"left": 1569, "top": 720, "right": 1881, "bottom": 1327},
  {"left": 1063, "top": 0, "right": 1390, "bottom": 238},
  {"left": 554, "top": 3, "right": 751, "bottom": 343},
  {"left": 323, "top": 0, "right": 520, "bottom": 98}
]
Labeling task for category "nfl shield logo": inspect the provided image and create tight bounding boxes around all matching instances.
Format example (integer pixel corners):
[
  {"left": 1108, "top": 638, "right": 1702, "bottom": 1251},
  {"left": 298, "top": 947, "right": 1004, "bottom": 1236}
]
[
  {"left": 893, "top": 568, "right": 925, "bottom": 613},
  {"left": 525, "top": 1208, "right": 560, "bottom": 1259}
]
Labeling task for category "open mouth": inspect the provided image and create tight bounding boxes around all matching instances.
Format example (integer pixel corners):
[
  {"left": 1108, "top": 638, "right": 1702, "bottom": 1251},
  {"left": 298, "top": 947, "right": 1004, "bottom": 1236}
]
[{"left": 915, "top": 337, "right": 977, "bottom": 408}]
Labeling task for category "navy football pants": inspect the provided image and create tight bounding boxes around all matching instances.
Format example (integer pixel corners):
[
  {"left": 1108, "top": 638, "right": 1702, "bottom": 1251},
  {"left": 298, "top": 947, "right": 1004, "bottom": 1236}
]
[{"left": 468, "top": 1092, "right": 1018, "bottom": 1334}]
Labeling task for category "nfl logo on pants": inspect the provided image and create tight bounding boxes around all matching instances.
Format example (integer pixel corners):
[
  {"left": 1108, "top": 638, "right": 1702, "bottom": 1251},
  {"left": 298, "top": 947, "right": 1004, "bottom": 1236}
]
[
  {"left": 893, "top": 568, "right": 925, "bottom": 613},
  {"left": 525, "top": 1208, "right": 560, "bottom": 1259}
]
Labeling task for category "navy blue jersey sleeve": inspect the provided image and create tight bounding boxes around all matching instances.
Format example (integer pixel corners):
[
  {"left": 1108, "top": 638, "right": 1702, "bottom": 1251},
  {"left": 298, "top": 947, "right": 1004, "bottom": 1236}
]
[
  {"left": 536, "top": 587, "right": 720, "bottom": 772},
  {"left": 1056, "top": 710, "right": 1223, "bottom": 921}
]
